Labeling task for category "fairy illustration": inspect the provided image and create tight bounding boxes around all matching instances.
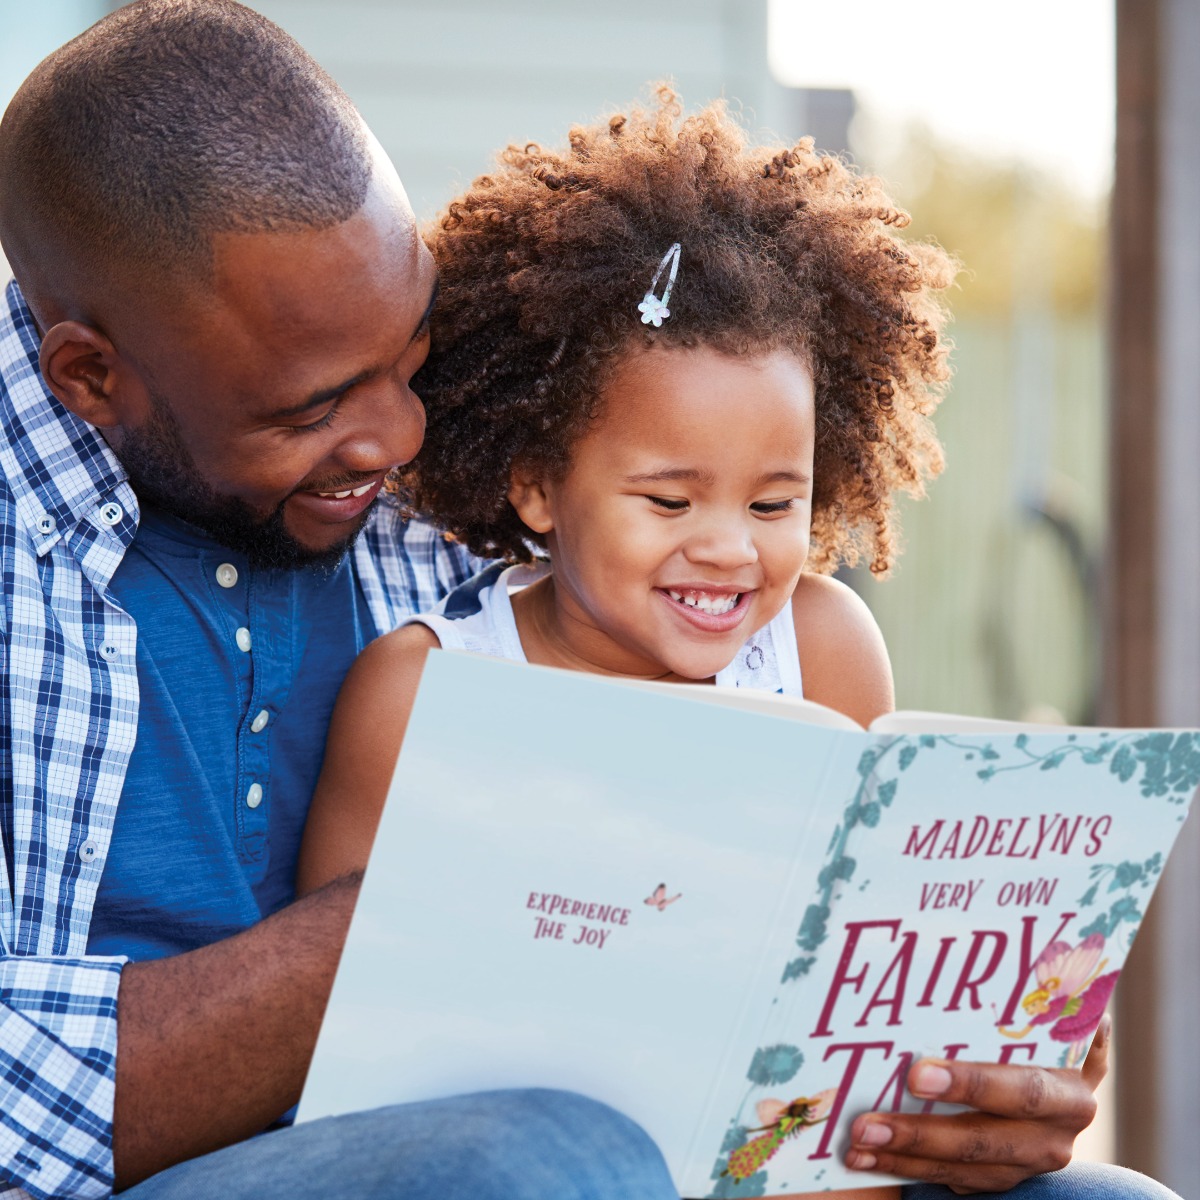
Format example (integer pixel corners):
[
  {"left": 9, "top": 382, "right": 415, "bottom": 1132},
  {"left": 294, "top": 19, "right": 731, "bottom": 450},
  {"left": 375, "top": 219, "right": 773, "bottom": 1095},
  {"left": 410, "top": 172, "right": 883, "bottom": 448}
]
[
  {"left": 644, "top": 884, "right": 681, "bottom": 911},
  {"left": 999, "top": 933, "right": 1119, "bottom": 1066},
  {"left": 723, "top": 1090, "right": 837, "bottom": 1181}
]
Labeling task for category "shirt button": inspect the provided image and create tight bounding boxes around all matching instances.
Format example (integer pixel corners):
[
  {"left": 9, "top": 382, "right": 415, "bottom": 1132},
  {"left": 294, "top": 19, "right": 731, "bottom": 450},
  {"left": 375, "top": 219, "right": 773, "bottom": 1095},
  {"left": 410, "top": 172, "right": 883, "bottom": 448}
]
[
  {"left": 36, "top": 515, "right": 56, "bottom": 535},
  {"left": 245, "top": 782, "right": 263, "bottom": 809},
  {"left": 78, "top": 839, "right": 99, "bottom": 863},
  {"left": 101, "top": 644, "right": 121, "bottom": 660},
  {"left": 250, "top": 709, "right": 269, "bottom": 733},
  {"left": 99, "top": 502, "right": 124, "bottom": 526},
  {"left": 235, "top": 627, "right": 252, "bottom": 653},
  {"left": 216, "top": 563, "right": 239, "bottom": 588}
]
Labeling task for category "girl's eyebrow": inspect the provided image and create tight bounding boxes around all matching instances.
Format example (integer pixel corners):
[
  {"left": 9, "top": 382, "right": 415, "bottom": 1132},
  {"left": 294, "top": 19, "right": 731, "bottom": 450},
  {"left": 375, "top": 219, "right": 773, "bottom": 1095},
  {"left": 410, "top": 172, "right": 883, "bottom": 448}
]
[
  {"left": 754, "top": 469, "right": 811, "bottom": 486},
  {"left": 623, "top": 468, "right": 811, "bottom": 487},
  {"left": 623, "top": 467, "right": 716, "bottom": 486}
]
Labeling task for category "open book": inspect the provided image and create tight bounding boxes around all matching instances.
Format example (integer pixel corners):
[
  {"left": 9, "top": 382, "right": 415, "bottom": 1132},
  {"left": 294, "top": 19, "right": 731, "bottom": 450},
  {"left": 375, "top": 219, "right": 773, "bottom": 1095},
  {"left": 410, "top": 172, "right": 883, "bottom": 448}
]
[{"left": 299, "top": 651, "right": 1198, "bottom": 1195}]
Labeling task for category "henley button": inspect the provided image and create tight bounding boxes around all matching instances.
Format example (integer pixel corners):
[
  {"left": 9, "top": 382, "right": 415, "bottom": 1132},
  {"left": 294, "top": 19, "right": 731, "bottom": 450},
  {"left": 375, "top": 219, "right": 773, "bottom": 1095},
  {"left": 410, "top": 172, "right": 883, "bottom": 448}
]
[
  {"left": 99, "top": 502, "right": 123, "bottom": 526},
  {"left": 250, "top": 709, "right": 269, "bottom": 733},
  {"left": 235, "top": 627, "right": 252, "bottom": 653},
  {"left": 216, "top": 563, "right": 239, "bottom": 588},
  {"left": 246, "top": 783, "right": 263, "bottom": 809}
]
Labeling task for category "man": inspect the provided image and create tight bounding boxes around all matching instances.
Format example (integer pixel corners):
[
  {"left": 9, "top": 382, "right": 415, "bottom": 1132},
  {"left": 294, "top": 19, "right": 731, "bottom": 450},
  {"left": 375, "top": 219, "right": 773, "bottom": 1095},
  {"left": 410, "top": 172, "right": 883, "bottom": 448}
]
[{"left": 0, "top": 2, "right": 1174, "bottom": 1198}]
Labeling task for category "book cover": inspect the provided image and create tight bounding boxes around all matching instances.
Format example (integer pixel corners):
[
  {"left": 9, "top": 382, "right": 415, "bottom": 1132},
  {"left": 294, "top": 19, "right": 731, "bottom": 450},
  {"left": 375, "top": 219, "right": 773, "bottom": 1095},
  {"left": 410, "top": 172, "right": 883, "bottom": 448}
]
[{"left": 299, "top": 651, "right": 1198, "bottom": 1195}]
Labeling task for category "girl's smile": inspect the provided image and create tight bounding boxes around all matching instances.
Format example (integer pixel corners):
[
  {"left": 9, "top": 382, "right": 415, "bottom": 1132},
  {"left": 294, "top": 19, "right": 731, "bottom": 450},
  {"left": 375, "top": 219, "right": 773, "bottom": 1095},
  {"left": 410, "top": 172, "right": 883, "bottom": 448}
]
[
  {"left": 656, "top": 585, "right": 753, "bottom": 633},
  {"left": 508, "top": 343, "right": 816, "bottom": 682}
]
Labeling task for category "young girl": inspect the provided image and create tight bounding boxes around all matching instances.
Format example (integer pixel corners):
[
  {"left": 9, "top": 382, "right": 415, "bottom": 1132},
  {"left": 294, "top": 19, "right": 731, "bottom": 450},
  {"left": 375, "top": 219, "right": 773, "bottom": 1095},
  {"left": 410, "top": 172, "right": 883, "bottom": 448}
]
[{"left": 297, "top": 89, "right": 951, "bottom": 882}]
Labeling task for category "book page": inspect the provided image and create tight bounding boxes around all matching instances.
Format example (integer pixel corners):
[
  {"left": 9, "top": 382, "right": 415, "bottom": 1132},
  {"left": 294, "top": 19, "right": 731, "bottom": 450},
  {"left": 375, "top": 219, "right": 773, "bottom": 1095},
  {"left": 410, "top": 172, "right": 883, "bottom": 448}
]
[
  {"left": 871, "top": 710, "right": 1067, "bottom": 735},
  {"left": 626, "top": 679, "right": 864, "bottom": 731},
  {"left": 300, "top": 651, "right": 849, "bottom": 1185},
  {"left": 695, "top": 724, "right": 1197, "bottom": 1195}
]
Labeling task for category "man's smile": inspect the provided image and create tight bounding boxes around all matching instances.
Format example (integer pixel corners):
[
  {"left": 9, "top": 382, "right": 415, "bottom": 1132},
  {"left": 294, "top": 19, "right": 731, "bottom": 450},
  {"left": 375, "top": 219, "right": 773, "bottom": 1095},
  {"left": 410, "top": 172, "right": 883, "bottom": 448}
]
[{"left": 289, "top": 475, "right": 386, "bottom": 524}]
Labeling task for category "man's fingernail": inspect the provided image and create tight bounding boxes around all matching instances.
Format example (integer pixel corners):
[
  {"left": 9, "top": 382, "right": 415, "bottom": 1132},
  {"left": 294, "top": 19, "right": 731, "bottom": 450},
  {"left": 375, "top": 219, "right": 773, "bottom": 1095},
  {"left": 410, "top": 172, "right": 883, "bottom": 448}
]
[
  {"left": 910, "top": 1061, "right": 953, "bottom": 1098},
  {"left": 856, "top": 1121, "right": 892, "bottom": 1147},
  {"left": 846, "top": 1150, "right": 877, "bottom": 1170}
]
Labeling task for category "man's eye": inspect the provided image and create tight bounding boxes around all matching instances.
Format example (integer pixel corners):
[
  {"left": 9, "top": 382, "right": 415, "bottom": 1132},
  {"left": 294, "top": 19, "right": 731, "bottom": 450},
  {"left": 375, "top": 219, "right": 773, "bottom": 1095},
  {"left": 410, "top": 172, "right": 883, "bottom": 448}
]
[
  {"left": 751, "top": 499, "right": 795, "bottom": 514},
  {"left": 647, "top": 496, "right": 689, "bottom": 511},
  {"left": 290, "top": 405, "right": 340, "bottom": 435}
]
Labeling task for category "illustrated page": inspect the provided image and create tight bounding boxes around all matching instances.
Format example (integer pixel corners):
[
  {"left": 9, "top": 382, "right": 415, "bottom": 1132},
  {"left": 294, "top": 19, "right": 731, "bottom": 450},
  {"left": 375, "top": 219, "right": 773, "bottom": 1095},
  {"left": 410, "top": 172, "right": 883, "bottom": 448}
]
[{"left": 693, "top": 727, "right": 1198, "bottom": 1196}]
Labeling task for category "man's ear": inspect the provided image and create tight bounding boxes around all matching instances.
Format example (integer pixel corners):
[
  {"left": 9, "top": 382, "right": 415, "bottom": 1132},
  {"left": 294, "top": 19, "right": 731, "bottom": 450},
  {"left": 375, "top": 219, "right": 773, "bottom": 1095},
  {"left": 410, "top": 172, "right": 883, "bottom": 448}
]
[
  {"left": 39, "top": 321, "right": 129, "bottom": 428},
  {"left": 507, "top": 467, "right": 555, "bottom": 535}
]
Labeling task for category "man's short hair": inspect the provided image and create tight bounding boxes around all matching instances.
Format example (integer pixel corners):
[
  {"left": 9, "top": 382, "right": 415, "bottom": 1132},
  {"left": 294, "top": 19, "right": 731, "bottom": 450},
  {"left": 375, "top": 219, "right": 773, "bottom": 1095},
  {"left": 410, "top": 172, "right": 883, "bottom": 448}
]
[{"left": 0, "top": 0, "right": 372, "bottom": 288}]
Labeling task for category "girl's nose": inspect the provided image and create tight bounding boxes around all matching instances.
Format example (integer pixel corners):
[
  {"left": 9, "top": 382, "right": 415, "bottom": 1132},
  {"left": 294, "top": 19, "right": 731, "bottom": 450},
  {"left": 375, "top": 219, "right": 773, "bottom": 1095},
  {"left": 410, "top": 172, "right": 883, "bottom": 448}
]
[{"left": 683, "top": 517, "right": 759, "bottom": 570}]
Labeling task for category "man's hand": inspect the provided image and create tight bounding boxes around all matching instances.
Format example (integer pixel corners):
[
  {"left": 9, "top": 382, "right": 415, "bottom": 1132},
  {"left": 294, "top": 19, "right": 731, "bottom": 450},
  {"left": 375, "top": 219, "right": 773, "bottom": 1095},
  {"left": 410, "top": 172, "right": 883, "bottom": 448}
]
[
  {"left": 112, "top": 874, "right": 362, "bottom": 1191},
  {"left": 844, "top": 1015, "right": 1110, "bottom": 1194}
]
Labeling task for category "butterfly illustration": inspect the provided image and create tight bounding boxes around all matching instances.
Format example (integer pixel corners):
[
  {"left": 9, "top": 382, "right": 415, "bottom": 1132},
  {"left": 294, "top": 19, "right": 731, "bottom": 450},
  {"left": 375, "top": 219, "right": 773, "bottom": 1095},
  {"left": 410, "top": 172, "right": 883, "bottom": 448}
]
[
  {"left": 644, "top": 883, "right": 681, "bottom": 911},
  {"left": 723, "top": 1091, "right": 837, "bottom": 1181},
  {"left": 999, "top": 933, "right": 1118, "bottom": 1067}
]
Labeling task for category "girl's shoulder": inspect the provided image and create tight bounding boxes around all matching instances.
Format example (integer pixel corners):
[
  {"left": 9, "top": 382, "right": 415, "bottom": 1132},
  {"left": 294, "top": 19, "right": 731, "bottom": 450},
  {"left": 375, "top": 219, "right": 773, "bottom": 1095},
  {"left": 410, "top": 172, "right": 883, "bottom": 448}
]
[{"left": 791, "top": 574, "right": 895, "bottom": 728}]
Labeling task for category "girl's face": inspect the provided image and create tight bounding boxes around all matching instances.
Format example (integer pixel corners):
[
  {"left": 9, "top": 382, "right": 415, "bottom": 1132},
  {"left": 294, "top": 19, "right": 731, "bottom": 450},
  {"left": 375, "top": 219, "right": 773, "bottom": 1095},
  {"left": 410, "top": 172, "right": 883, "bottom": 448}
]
[{"left": 513, "top": 344, "right": 815, "bottom": 681}]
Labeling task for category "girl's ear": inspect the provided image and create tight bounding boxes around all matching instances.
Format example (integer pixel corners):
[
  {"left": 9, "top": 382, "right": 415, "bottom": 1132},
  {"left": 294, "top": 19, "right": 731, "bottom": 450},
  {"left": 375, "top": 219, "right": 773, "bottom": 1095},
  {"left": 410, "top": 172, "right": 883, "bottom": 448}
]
[{"left": 507, "top": 467, "right": 555, "bottom": 535}]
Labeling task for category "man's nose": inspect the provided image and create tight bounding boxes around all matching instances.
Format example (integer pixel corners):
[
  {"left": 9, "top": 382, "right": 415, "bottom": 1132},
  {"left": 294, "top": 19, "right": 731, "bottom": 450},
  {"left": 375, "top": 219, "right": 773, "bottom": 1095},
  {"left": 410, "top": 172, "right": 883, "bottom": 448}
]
[{"left": 335, "top": 380, "right": 426, "bottom": 473}]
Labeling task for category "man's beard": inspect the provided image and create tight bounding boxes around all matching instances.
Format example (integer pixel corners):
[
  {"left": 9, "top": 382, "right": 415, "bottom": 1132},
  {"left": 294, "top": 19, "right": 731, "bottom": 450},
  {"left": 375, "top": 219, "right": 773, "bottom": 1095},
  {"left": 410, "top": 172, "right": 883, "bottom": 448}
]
[{"left": 115, "top": 392, "right": 369, "bottom": 571}]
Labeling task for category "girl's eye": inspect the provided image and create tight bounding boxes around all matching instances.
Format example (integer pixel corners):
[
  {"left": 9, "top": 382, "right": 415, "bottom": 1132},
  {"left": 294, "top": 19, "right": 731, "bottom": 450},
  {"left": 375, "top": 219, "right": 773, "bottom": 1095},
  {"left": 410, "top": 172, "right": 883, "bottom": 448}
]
[
  {"left": 290, "top": 405, "right": 340, "bottom": 435},
  {"left": 751, "top": 499, "right": 795, "bottom": 515},
  {"left": 647, "top": 495, "right": 689, "bottom": 511}
]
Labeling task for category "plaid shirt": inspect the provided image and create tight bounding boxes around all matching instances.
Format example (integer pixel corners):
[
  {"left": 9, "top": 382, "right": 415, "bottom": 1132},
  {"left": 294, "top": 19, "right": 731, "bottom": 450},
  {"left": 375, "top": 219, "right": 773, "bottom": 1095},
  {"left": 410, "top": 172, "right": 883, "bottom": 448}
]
[{"left": 0, "top": 280, "right": 480, "bottom": 1199}]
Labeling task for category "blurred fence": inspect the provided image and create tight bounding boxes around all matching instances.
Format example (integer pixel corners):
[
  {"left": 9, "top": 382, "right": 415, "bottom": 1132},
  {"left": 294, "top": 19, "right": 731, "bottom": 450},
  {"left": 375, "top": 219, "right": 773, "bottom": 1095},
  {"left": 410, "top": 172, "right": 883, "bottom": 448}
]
[{"left": 863, "top": 315, "right": 1105, "bottom": 724}]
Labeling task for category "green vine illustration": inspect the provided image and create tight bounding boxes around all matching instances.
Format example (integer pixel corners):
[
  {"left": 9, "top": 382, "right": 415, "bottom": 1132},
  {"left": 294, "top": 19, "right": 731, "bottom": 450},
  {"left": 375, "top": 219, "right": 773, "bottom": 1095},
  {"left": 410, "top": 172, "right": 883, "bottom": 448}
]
[
  {"left": 780, "top": 737, "right": 906, "bottom": 983},
  {"left": 1077, "top": 851, "right": 1164, "bottom": 948}
]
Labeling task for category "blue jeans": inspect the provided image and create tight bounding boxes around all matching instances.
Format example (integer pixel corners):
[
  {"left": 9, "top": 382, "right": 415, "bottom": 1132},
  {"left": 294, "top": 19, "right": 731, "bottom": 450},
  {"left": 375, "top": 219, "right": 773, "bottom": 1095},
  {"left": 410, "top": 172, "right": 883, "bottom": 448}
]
[
  {"left": 905, "top": 1162, "right": 1183, "bottom": 1200},
  {"left": 120, "top": 1090, "right": 1181, "bottom": 1200}
]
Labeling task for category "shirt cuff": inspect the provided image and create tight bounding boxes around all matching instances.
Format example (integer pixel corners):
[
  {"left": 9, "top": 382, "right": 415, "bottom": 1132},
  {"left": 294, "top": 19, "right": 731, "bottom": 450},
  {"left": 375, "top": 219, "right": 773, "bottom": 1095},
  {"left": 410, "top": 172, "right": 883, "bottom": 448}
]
[{"left": 0, "top": 954, "right": 125, "bottom": 1200}]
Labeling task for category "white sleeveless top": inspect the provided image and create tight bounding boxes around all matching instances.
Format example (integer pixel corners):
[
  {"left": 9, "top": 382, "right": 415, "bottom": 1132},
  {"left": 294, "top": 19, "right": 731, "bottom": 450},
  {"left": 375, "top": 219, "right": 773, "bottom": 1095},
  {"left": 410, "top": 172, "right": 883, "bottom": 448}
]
[{"left": 405, "top": 562, "right": 804, "bottom": 696}]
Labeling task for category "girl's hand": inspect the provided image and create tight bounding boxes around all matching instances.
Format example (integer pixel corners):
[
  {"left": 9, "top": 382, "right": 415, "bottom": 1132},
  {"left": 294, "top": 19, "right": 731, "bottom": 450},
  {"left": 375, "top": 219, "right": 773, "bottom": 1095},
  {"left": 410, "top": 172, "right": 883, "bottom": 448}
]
[{"left": 843, "top": 1014, "right": 1110, "bottom": 1192}]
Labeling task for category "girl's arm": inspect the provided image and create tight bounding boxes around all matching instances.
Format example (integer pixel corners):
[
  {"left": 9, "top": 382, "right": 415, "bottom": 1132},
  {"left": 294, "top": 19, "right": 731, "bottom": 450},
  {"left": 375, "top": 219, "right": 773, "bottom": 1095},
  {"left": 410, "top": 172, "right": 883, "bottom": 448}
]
[
  {"left": 792, "top": 573, "right": 895, "bottom": 728},
  {"left": 296, "top": 623, "right": 441, "bottom": 896}
]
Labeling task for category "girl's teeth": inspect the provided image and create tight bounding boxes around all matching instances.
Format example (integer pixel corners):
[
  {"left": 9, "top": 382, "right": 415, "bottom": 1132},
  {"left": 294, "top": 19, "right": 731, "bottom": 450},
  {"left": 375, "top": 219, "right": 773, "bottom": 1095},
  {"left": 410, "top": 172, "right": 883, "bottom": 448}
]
[{"left": 665, "top": 590, "right": 739, "bottom": 615}]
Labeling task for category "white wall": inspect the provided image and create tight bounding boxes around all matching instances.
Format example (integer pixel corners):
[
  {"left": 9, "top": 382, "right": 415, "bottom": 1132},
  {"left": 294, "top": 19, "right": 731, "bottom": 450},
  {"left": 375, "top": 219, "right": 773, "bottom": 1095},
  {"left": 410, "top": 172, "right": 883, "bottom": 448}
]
[{"left": 248, "top": 0, "right": 783, "bottom": 221}]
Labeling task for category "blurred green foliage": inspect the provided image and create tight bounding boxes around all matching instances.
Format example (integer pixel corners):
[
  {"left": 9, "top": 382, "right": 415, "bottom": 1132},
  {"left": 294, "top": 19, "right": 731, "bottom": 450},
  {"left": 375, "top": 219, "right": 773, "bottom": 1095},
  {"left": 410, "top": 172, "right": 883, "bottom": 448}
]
[{"left": 851, "top": 123, "right": 1107, "bottom": 723}]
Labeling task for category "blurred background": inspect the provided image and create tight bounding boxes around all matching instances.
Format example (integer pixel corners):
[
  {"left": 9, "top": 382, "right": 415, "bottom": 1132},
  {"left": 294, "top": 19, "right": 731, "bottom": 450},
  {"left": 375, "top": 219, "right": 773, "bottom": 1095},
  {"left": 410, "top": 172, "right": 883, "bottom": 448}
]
[{"left": 3, "top": 0, "right": 1198, "bottom": 1191}]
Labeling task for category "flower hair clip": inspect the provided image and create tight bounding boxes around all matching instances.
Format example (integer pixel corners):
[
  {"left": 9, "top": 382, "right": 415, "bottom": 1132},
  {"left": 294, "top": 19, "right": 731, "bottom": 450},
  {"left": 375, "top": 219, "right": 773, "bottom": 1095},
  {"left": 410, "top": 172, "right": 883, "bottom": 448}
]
[{"left": 637, "top": 242, "right": 682, "bottom": 327}]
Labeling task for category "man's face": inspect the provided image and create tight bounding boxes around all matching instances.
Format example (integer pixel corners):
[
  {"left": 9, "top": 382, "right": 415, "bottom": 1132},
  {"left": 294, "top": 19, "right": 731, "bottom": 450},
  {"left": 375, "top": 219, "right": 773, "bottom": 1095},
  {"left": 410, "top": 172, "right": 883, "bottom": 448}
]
[{"left": 103, "top": 169, "right": 433, "bottom": 568}]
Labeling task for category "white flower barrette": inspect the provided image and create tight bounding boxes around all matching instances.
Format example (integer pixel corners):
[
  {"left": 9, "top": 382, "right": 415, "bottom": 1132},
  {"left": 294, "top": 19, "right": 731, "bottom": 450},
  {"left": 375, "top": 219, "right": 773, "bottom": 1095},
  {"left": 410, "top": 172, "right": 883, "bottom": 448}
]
[{"left": 637, "top": 242, "right": 682, "bottom": 327}]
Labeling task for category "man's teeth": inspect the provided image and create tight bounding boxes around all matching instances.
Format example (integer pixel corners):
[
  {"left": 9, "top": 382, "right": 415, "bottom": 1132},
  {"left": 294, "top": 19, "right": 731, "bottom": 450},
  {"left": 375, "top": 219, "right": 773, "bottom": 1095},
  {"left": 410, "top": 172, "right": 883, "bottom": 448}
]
[
  {"left": 666, "top": 590, "right": 739, "bottom": 615},
  {"left": 317, "top": 483, "right": 375, "bottom": 499}
]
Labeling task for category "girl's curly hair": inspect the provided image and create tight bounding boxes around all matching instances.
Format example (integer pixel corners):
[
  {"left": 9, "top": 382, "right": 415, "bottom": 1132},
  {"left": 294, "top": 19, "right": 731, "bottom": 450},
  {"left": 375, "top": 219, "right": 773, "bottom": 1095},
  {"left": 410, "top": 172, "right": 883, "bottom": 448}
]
[{"left": 401, "top": 88, "right": 955, "bottom": 575}]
